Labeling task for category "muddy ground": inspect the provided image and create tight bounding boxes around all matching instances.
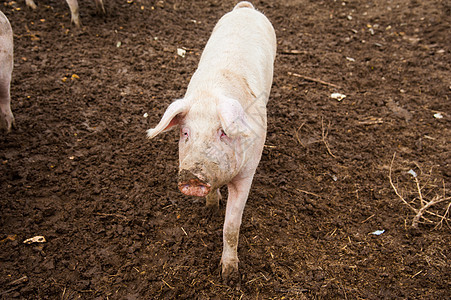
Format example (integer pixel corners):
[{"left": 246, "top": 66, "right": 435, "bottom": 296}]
[{"left": 1, "top": 0, "right": 450, "bottom": 298}]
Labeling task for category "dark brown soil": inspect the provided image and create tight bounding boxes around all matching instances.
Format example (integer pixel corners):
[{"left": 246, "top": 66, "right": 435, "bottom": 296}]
[{"left": 1, "top": 0, "right": 450, "bottom": 299}]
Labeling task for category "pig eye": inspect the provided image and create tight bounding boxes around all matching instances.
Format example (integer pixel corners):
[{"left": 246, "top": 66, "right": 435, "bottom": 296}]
[{"left": 181, "top": 128, "right": 190, "bottom": 140}]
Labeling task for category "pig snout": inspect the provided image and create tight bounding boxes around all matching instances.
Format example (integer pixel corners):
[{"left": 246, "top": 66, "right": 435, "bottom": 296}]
[{"left": 178, "top": 169, "right": 211, "bottom": 197}]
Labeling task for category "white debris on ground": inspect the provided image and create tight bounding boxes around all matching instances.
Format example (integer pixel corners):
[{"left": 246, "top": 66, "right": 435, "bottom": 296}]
[
  {"left": 331, "top": 93, "right": 346, "bottom": 101},
  {"left": 407, "top": 169, "right": 417, "bottom": 178},
  {"left": 371, "top": 230, "right": 385, "bottom": 236},
  {"left": 177, "top": 48, "right": 186, "bottom": 57},
  {"left": 23, "top": 236, "right": 46, "bottom": 244}
]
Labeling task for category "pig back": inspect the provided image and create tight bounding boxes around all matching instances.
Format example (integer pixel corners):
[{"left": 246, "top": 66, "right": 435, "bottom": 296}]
[{"left": 186, "top": 6, "right": 276, "bottom": 106}]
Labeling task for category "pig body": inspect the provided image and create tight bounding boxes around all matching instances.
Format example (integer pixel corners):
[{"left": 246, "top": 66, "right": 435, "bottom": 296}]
[
  {"left": 25, "top": 0, "right": 105, "bottom": 27},
  {"left": 147, "top": 1, "right": 276, "bottom": 280},
  {"left": 0, "top": 10, "right": 14, "bottom": 132}
]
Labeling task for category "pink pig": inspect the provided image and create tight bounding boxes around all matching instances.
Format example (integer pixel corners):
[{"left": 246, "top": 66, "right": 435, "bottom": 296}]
[
  {"left": 147, "top": 1, "right": 276, "bottom": 280},
  {"left": 0, "top": 10, "right": 14, "bottom": 132}
]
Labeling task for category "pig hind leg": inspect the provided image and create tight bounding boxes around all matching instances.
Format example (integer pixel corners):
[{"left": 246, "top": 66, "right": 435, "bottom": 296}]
[{"left": 206, "top": 188, "right": 221, "bottom": 208}]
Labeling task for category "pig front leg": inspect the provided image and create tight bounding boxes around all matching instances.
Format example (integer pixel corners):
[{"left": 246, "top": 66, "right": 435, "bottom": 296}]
[{"left": 220, "top": 175, "right": 253, "bottom": 282}]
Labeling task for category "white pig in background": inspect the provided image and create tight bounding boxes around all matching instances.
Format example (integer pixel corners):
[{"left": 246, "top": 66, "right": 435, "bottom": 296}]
[
  {"left": 0, "top": 10, "right": 14, "bottom": 132},
  {"left": 25, "top": 0, "right": 105, "bottom": 27},
  {"left": 147, "top": 1, "right": 276, "bottom": 281}
]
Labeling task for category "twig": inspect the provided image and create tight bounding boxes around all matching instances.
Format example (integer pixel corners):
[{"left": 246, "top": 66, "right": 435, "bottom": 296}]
[
  {"left": 288, "top": 71, "right": 342, "bottom": 89},
  {"left": 181, "top": 46, "right": 197, "bottom": 51},
  {"left": 414, "top": 176, "right": 425, "bottom": 208},
  {"left": 388, "top": 153, "right": 417, "bottom": 212},
  {"left": 246, "top": 274, "right": 264, "bottom": 285},
  {"left": 423, "top": 198, "right": 451, "bottom": 220},
  {"left": 162, "top": 279, "right": 174, "bottom": 289},
  {"left": 389, "top": 153, "right": 450, "bottom": 228},
  {"left": 412, "top": 196, "right": 449, "bottom": 228},
  {"left": 61, "top": 286, "right": 66, "bottom": 300},
  {"left": 24, "top": 24, "right": 40, "bottom": 41},
  {"left": 357, "top": 118, "right": 384, "bottom": 125},
  {"left": 295, "top": 121, "right": 306, "bottom": 147},
  {"left": 94, "top": 213, "right": 127, "bottom": 219},
  {"left": 411, "top": 270, "right": 423, "bottom": 278},
  {"left": 321, "top": 117, "right": 337, "bottom": 158},
  {"left": 280, "top": 49, "right": 308, "bottom": 55},
  {"left": 181, "top": 227, "right": 188, "bottom": 236},
  {"left": 297, "top": 188, "right": 322, "bottom": 198},
  {"left": 436, "top": 179, "right": 451, "bottom": 228},
  {"left": 435, "top": 201, "right": 451, "bottom": 229},
  {"left": 0, "top": 276, "right": 28, "bottom": 296},
  {"left": 7, "top": 276, "right": 28, "bottom": 286},
  {"left": 361, "top": 214, "right": 375, "bottom": 223}
]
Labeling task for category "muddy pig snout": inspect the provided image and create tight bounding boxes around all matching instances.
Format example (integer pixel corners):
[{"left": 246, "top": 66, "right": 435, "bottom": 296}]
[{"left": 178, "top": 169, "right": 212, "bottom": 197}]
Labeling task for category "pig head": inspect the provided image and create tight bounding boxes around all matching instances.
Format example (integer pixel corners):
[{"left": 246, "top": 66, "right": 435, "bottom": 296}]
[
  {"left": 146, "top": 1, "right": 276, "bottom": 282},
  {"left": 147, "top": 94, "right": 253, "bottom": 203}
]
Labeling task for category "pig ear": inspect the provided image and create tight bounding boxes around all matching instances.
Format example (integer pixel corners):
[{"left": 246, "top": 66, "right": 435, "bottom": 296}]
[
  {"left": 217, "top": 96, "right": 252, "bottom": 138},
  {"left": 147, "top": 99, "right": 189, "bottom": 139}
]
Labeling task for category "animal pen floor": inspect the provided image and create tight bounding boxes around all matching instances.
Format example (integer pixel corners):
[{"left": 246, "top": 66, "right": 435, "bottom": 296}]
[{"left": 1, "top": 0, "right": 450, "bottom": 298}]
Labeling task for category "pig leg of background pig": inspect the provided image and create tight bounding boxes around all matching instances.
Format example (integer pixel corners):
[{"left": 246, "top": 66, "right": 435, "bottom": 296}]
[
  {"left": 95, "top": 0, "right": 106, "bottom": 14},
  {"left": 25, "top": 0, "right": 37, "bottom": 10},
  {"left": 205, "top": 188, "right": 221, "bottom": 208},
  {"left": 0, "top": 11, "right": 14, "bottom": 133},
  {"left": 0, "top": 78, "right": 14, "bottom": 132},
  {"left": 220, "top": 176, "right": 253, "bottom": 282},
  {"left": 65, "top": 0, "right": 81, "bottom": 27}
]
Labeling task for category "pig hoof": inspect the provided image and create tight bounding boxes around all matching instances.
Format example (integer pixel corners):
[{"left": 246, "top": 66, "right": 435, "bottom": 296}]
[
  {"left": 204, "top": 202, "right": 219, "bottom": 213},
  {"left": 205, "top": 201, "right": 219, "bottom": 209},
  {"left": 221, "top": 262, "right": 241, "bottom": 287},
  {"left": 200, "top": 204, "right": 220, "bottom": 221}
]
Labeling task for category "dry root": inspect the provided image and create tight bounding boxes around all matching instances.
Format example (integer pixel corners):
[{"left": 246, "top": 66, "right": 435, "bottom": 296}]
[
  {"left": 389, "top": 152, "right": 450, "bottom": 229},
  {"left": 321, "top": 117, "right": 337, "bottom": 158}
]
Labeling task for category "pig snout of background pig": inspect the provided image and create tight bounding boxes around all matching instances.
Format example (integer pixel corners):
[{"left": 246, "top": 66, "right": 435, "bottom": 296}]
[
  {"left": 146, "top": 1, "right": 276, "bottom": 282},
  {"left": 25, "top": 0, "right": 105, "bottom": 27},
  {"left": 0, "top": 10, "right": 14, "bottom": 133}
]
